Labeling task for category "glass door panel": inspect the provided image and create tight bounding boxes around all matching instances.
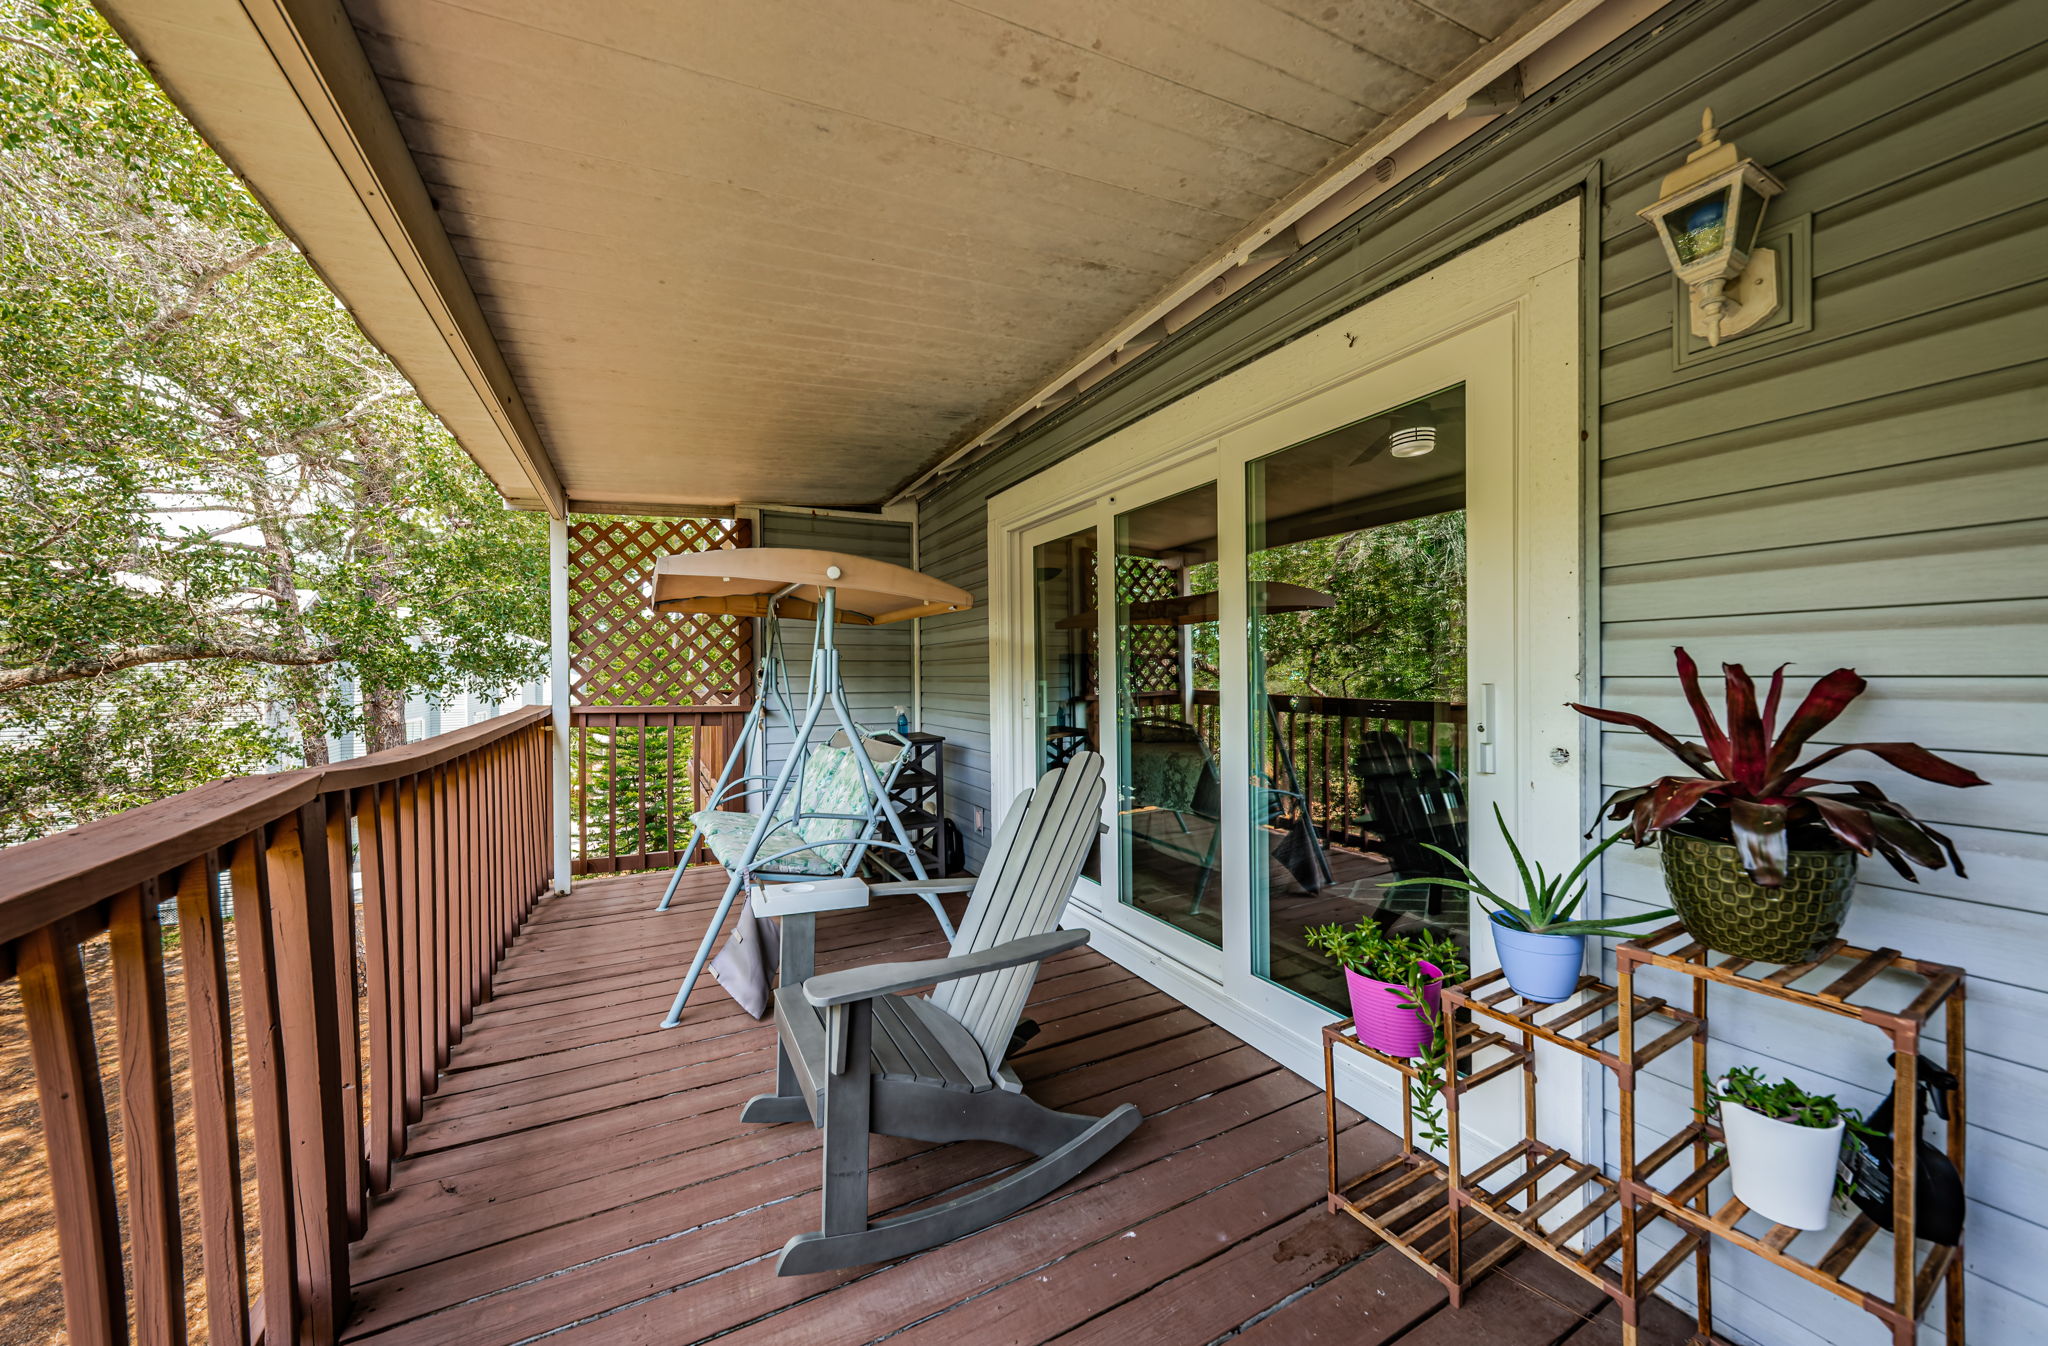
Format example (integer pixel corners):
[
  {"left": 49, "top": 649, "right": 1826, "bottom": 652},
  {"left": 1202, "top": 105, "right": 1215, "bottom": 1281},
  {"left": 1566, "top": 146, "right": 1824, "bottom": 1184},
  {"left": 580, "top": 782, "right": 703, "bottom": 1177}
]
[
  {"left": 1032, "top": 525, "right": 1101, "bottom": 881},
  {"left": 1113, "top": 482, "right": 1223, "bottom": 949},
  {"left": 1245, "top": 385, "right": 1470, "bottom": 1011}
]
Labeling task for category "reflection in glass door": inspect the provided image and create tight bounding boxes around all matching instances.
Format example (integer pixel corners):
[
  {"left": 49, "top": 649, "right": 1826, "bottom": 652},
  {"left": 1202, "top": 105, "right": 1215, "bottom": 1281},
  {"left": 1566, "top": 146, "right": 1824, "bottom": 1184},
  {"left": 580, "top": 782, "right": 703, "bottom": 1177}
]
[
  {"left": 1246, "top": 385, "right": 1471, "bottom": 1011},
  {"left": 1113, "top": 482, "right": 1223, "bottom": 950},
  {"left": 1032, "top": 526, "right": 1100, "bottom": 881}
]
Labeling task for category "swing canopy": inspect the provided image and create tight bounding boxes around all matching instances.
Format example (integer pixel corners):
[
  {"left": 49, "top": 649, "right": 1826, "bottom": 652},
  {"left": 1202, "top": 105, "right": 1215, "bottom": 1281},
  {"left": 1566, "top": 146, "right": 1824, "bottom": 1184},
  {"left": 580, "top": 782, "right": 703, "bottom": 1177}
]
[{"left": 652, "top": 547, "right": 973, "bottom": 625}]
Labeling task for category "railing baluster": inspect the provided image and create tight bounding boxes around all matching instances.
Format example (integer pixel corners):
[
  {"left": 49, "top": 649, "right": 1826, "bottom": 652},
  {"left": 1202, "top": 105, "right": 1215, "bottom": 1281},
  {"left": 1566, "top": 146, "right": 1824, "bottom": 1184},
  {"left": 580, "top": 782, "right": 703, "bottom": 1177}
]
[
  {"left": 228, "top": 831, "right": 299, "bottom": 1343},
  {"left": 109, "top": 883, "right": 187, "bottom": 1346},
  {"left": 356, "top": 785, "right": 398, "bottom": 1195},
  {"left": 174, "top": 856, "right": 249, "bottom": 1346},
  {"left": 261, "top": 804, "right": 351, "bottom": 1339},
  {"left": 397, "top": 774, "right": 427, "bottom": 1119},
  {"left": 19, "top": 918, "right": 126, "bottom": 1346},
  {"left": 452, "top": 755, "right": 473, "bottom": 1022},
  {"left": 428, "top": 766, "right": 449, "bottom": 1071},
  {"left": 322, "top": 794, "right": 367, "bottom": 1237}
]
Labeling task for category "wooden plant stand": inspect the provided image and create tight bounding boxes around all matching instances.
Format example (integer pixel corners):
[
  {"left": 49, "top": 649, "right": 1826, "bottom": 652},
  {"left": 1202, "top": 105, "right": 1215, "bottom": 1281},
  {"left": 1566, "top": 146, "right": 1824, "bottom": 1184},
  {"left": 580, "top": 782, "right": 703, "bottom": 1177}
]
[
  {"left": 1320, "top": 1018, "right": 1523, "bottom": 1306},
  {"left": 1616, "top": 925, "right": 1967, "bottom": 1346},
  {"left": 1442, "top": 971, "right": 1712, "bottom": 1344}
]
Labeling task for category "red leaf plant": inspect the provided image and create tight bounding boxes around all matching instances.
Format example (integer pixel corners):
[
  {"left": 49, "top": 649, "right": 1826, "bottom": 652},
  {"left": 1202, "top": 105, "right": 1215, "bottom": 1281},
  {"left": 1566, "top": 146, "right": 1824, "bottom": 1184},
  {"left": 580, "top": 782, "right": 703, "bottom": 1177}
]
[{"left": 1569, "top": 649, "right": 1987, "bottom": 887}]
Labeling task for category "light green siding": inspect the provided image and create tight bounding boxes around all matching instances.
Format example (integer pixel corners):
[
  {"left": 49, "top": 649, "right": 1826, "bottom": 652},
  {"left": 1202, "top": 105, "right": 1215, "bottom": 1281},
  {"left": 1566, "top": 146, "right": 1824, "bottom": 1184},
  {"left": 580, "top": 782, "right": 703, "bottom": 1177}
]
[{"left": 913, "top": 1, "right": 2048, "bottom": 1340}]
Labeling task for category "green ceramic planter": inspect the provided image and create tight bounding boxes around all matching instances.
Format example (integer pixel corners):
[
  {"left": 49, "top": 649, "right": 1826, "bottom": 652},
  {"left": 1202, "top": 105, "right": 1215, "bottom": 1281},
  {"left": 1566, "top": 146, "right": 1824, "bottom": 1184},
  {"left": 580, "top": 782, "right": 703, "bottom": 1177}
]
[{"left": 1659, "top": 830, "right": 1859, "bottom": 963}]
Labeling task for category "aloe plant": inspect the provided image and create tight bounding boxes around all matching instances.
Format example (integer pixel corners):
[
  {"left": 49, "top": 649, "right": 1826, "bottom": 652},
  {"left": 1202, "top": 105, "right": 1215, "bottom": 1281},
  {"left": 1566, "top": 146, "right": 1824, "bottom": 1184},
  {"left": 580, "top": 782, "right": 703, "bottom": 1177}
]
[
  {"left": 1384, "top": 805, "right": 1675, "bottom": 936},
  {"left": 1569, "top": 648, "right": 1987, "bottom": 887}
]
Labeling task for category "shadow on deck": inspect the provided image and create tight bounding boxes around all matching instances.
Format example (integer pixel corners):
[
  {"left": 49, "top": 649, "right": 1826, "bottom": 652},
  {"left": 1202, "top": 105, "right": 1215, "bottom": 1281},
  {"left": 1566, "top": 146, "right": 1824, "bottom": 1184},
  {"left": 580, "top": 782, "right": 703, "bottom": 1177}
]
[{"left": 340, "top": 868, "right": 1694, "bottom": 1346}]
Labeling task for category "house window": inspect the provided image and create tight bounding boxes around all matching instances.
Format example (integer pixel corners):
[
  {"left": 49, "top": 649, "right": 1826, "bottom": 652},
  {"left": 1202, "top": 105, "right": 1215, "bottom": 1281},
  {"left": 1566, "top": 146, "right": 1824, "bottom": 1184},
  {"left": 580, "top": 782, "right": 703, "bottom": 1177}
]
[{"left": 1245, "top": 384, "right": 1470, "bottom": 1012}]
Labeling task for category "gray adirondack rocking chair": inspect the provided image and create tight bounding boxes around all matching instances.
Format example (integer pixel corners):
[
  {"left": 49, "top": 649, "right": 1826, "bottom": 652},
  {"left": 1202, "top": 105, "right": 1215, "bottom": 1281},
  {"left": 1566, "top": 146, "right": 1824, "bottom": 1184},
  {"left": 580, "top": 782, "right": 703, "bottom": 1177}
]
[{"left": 741, "top": 751, "right": 1140, "bottom": 1276}]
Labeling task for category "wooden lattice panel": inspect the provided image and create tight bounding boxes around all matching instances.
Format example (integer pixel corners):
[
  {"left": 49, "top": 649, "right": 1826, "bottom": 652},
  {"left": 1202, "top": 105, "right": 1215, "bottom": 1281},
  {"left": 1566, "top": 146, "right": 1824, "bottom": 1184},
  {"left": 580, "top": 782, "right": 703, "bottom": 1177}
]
[
  {"left": 1117, "top": 555, "right": 1181, "bottom": 697},
  {"left": 569, "top": 515, "right": 753, "bottom": 707}
]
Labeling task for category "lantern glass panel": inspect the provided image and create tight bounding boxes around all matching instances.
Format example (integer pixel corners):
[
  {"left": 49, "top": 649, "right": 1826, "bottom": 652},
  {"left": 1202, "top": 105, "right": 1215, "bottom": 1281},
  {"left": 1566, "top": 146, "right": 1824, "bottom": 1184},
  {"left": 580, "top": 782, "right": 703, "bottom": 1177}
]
[
  {"left": 1668, "top": 184, "right": 1732, "bottom": 265},
  {"left": 1731, "top": 179, "right": 1770, "bottom": 256}
]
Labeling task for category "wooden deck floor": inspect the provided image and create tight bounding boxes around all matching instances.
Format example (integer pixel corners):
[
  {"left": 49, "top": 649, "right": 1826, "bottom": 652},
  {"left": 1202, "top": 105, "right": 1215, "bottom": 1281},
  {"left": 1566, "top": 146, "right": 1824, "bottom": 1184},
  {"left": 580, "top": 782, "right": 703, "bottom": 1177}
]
[{"left": 340, "top": 868, "right": 1696, "bottom": 1346}]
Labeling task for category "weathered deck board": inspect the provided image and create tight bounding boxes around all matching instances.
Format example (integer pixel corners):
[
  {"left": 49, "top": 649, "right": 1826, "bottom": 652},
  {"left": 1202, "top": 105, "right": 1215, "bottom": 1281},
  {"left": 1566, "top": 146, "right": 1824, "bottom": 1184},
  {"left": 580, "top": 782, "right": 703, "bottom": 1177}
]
[{"left": 341, "top": 868, "right": 1700, "bottom": 1346}]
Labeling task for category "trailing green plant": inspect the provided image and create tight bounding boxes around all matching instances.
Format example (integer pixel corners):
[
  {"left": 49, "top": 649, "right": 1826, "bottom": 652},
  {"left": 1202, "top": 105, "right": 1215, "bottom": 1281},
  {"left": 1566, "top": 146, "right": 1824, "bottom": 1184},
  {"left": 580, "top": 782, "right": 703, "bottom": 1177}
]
[
  {"left": 1569, "top": 648, "right": 1987, "bottom": 887},
  {"left": 1703, "top": 1065, "right": 1877, "bottom": 1132},
  {"left": 1383, "top": 804, "right": 1676, "bottom": 936},
  {"left": 1703, "top": 1065, "right": 1880, "bottom": 1197},
  {"left": 1303, "top": 922, "right": 1467, "bottom": 1148}
]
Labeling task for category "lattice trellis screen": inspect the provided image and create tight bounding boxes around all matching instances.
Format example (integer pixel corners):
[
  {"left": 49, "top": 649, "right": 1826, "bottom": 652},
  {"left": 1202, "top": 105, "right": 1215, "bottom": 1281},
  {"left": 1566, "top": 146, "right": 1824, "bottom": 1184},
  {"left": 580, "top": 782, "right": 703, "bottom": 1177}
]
[
  {"left": 1116, "top": 555, "right": 1181, "bottom": 697},
  {"left": 568, "top": 515, "right": 753, "bottom": 707}
]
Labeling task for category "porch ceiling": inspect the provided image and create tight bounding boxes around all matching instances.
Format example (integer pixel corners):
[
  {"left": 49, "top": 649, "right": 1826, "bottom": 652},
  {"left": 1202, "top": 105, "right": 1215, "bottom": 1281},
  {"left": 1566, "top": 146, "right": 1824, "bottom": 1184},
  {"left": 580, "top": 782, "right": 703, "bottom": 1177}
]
[{"left": 99, "top": 0, "right": 1570, "bottom": 515}]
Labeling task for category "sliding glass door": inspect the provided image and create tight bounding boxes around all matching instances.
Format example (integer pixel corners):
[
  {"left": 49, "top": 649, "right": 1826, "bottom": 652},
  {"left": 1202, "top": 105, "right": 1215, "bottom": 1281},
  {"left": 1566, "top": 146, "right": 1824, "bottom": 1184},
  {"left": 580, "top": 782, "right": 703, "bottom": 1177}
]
[
  {"left": 1112, "top": 481, "right": 1223, "bottom": 952},
  {"left": 1244, "top": 386, "right": 1471, "bottom": 1013},
  {"left": 991, "top": 215, "right": 1583, "bottom": 1148}
]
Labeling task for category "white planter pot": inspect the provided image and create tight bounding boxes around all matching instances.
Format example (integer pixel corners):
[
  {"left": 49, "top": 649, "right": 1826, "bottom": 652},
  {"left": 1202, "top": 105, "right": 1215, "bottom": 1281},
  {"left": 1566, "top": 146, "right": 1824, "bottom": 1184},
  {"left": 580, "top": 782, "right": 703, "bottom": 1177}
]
[{"left": 1719, "top": 1095, "right": 1845, "bottom": 1231}]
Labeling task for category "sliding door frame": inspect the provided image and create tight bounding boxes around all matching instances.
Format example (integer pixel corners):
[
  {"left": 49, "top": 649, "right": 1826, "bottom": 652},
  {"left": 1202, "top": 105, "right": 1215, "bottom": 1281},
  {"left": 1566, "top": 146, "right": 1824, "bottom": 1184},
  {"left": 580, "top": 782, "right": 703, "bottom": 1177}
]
[{"left": 988, "top": 203, "right": 1587, "bottom": 1156}]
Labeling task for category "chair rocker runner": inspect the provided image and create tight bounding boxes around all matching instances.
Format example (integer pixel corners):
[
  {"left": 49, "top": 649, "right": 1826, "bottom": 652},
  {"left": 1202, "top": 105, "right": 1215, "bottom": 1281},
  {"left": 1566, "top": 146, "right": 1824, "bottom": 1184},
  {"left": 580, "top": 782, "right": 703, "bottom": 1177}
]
[
  {"left": 743, "top": 752, "right": 1139, "bottom": 1276},
  {"left": 650, "top": 547, "right": 973, "bottom": 1027}
]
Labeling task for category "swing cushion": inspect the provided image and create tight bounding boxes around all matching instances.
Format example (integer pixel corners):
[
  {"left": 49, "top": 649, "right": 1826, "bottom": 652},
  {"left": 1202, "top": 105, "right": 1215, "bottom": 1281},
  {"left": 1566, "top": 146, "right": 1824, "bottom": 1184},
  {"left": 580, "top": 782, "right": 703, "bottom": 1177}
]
[
  {"left": 690, "top": 743, "right": 887, "bottom": 876},
  {"left": 691, "top": 813, "right": 841, "bottom": 876}
]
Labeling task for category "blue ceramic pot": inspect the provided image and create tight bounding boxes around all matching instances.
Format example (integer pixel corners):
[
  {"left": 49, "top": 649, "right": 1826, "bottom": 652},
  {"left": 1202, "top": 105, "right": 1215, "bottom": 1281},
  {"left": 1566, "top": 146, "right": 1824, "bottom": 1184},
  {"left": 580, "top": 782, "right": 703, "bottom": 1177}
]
[{"left": 1490, "top": 913, "right": 1586, "bottom": 1003}]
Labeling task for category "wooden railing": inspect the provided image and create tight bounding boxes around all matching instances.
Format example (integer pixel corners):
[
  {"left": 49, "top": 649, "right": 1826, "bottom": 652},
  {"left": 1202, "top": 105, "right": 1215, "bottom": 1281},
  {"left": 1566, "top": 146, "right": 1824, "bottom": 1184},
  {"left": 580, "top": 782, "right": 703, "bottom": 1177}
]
[
  {"left": 0, "top": 707, "right": 553, "bottom": 1346},
  {"left": 1138, "top": 689, "right": 1466, "bottom": 846},
  {"left": 567, "top": 705, "right": 748, "bottom": 875}
]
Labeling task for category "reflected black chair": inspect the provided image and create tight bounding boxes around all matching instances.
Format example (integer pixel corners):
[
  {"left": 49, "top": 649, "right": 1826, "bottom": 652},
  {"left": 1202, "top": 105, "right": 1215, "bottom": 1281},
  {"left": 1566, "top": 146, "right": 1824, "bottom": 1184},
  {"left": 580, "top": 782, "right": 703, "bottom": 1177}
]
[{"left": 1351, "top": 731, "right": 1468, "bottom": 915}]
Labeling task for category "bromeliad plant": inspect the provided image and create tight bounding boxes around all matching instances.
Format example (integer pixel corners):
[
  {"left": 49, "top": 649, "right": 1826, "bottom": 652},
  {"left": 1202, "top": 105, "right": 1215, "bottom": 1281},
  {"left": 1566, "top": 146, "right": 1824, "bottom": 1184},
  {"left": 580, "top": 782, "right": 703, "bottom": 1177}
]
[
  {"left": 1570, "top": 648, "right": 1988, "bottom": 886},
  {"left": 1303, "top": 923, "right": 1467, "bottom": 1147},
  {"left": 1387, "top": 805, "right": 1675, "bottom": 936}
]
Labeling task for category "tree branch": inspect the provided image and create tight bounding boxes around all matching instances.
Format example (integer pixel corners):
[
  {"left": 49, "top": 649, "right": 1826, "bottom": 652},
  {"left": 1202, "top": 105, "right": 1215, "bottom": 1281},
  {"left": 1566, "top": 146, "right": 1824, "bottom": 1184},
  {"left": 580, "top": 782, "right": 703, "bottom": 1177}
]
[
  {"left": 125, "top": 240, "right": 290, "bottom": 345},
  {"left": 1, "top": 641, "right": 341, "bottom": 694}
]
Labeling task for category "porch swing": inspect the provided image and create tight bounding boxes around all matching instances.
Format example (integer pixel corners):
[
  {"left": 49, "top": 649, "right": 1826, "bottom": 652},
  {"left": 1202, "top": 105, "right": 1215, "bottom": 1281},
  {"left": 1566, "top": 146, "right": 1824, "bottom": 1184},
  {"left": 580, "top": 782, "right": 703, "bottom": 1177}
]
[{"left": 648, "top": 547, "right": 973, "bottom": 1027}]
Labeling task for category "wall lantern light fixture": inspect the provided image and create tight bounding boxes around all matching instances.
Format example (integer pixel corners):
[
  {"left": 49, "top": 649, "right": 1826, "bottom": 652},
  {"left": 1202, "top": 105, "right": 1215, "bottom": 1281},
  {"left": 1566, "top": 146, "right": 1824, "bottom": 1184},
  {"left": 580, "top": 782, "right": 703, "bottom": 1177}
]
[{"left": 1640, "top": 108, "right": 1784, "bottom": 347}]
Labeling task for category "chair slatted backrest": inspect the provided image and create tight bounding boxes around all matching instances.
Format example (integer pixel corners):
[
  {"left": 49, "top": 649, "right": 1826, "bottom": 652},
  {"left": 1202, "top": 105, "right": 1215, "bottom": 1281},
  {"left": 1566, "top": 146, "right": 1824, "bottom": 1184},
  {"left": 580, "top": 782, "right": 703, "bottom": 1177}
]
[{"left": 930, "top": 753, "right": 1106, "bottom": 1067}]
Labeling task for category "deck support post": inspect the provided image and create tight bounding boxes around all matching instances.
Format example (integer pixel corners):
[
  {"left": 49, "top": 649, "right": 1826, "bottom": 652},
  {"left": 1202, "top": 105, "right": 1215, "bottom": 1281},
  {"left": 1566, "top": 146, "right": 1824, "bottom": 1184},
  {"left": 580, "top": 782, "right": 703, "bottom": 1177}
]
[{"left": 549, "top": 515, "right": 573, "bottom": 894}]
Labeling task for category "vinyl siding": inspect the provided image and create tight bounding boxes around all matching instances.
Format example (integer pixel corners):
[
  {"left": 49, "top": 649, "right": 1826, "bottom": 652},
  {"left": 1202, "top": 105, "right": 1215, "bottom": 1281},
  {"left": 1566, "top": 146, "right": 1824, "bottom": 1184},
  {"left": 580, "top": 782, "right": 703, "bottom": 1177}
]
[{"left": 912, "top": 1, "right": 2048, "bottom": 1341}]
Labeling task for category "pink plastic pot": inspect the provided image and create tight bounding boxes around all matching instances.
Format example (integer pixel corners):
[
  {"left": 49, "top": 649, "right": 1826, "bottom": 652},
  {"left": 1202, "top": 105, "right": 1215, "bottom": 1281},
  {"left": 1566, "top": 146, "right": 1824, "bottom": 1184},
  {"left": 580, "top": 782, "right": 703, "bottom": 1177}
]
[{"left": 1345, "top": 960, "right": 1445, "bottom": 1058}]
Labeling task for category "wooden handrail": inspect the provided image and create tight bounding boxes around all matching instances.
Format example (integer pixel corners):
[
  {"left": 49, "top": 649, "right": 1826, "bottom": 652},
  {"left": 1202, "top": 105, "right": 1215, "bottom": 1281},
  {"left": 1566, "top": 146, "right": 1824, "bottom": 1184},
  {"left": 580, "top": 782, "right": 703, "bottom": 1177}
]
[
  {"left": 3, "top": 708, "right": 556, "bottom": 1346},
  {"left": 0, "top": 706, "right": 550, "bottom": 942}
]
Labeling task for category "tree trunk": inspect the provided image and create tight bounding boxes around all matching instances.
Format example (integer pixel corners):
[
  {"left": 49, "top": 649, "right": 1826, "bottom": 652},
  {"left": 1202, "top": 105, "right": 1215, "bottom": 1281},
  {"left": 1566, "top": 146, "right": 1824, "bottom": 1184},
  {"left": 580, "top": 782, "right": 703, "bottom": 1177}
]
[
  {"left": 297, "top": 707, "right": 331, "bottom": 767},
  {"left": 355, "top": 429, "right": 409, "bottom": 756},
  {"left": 364, "top": 685, "right": 407, "bottom": 754}
]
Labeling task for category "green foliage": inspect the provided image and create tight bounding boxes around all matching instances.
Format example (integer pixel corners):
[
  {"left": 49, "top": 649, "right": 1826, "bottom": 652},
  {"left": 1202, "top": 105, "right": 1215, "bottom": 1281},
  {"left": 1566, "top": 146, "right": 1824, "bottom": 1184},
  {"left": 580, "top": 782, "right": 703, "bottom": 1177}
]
[
  {"left": 0, "top": 666, "right": 283, "bottom": 839},
  {"left": 571, "top": 725, "right": 698, "bottom": 862},
  {"left": 1704, "top": 1066, "right": 1871, "bottom": 1131},
  {"left": 1384, "top": 805, "right": 1676, "bottom": 937},
  {"left": 0, "top": 0, "right": 546, "bottom": 841},
  {"left": 1303, "top": 921, "right": 1467, "bottom": 1147},
  {"left": 1199, "top": 511, "right": 1466, "bottom": 701}
]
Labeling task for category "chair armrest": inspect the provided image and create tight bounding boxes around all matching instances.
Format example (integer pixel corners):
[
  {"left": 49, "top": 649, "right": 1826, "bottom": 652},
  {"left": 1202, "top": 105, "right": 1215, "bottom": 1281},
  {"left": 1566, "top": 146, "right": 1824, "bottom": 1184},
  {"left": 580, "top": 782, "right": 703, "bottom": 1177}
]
[
  {"left": 865, "top": 878, "right": 976, "bottom": 898},
  {"left": 803, "top": 928, "right": 1089, "bottom": 1007}
]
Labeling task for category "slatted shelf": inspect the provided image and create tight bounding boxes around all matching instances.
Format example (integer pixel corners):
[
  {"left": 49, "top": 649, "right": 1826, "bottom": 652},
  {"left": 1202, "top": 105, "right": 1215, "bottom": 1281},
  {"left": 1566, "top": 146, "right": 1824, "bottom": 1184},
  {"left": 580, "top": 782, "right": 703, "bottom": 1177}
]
[
  {"left": 1616, "top": 923, "right": 1968, "bottom": 1346},
  {"left": 1618, "top": 923, "right": 1963, "bottom": 1033},
  {"left": 1630, "top": 1138, "right": 1962, "bottom": 1327},
  {"left": 1450, "top": 969, "right": 1703, "bottom": 1087},
  {"left": 1320, "top": 1020, "right": 1527, "bottom": 1307}
]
